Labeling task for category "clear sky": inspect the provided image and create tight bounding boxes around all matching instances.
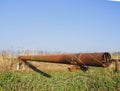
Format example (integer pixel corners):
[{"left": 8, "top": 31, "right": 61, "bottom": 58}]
[{"left": 0, "top": 0, "right": 120, "bottom": 52}]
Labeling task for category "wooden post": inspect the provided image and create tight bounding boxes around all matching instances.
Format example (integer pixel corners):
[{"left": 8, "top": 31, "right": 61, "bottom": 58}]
[{"left": 114, "top": 52, "right": 119, "bottom": 73}]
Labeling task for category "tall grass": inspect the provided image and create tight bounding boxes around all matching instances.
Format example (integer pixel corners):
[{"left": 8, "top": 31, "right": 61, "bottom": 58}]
[
  {"left": 0, "top": 68, "right": 120, "bottom": 91},
  {"left": 0, "top": 50, "right": 120, "bottom": 91}
]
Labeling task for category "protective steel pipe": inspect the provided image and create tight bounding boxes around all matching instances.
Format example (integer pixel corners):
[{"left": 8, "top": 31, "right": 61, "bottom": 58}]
[{"left": 18, "top": 52, "right": 112, "bottom": 67}]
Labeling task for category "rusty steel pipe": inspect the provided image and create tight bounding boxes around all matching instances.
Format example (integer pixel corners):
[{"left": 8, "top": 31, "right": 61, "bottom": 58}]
[{"left": 18, "top": 52, "right": 112, "bottom": 68}]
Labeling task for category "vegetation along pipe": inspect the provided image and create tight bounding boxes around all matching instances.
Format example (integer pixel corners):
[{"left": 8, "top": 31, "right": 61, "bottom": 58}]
[{"left": 18, "top": 52, "right": 112, "bottom": 69}]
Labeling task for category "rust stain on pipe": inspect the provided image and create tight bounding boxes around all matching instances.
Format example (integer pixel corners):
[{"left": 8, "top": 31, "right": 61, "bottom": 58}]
[{"left": 18, "top": 52, "right": 112, "bottom": 68}]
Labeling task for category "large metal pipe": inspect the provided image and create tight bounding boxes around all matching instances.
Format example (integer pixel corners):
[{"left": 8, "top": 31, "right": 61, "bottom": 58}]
[{"left": 18, "top": 52, "right": 112, "bottom": 68}]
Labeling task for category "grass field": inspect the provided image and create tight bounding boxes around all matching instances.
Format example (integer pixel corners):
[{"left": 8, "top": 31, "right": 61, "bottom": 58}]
[
  {"left": 0, "top": 51, "right": 120, "bottom": 91},
  {"left": 0, "top": 67, "right": 120, "bottom": 91}
]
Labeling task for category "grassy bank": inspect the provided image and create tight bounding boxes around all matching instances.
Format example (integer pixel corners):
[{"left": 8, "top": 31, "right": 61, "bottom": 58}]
[
  {"left": 0, "top": 51, "right": 120, "bottom": 91},
  {"left": 0, "top": 67, "right": 120, "bottom": 91}
]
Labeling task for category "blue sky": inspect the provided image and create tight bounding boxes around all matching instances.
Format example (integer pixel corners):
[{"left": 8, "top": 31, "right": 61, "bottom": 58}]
[{"left": 0, "top": 0, "right": 120, "bottom": 52}]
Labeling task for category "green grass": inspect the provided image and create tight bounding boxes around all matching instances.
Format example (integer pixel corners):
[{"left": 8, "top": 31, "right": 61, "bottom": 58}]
[{"left": 0, "top": 67, "right": 120, "bottom": 91}]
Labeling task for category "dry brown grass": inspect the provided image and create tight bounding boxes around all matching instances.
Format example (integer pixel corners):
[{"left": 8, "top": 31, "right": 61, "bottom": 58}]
[
  {"left": 0, "top": 54, "right": 74, "bottom": 73},
  {"left": 0, "top": 51, "right": 120, "bottom": 73},
  {"left": 0, "top": 52, "right": 18, "bottom": 73},
  {"left": 18, "top": 61, "right": 75, "bottom": 73}
]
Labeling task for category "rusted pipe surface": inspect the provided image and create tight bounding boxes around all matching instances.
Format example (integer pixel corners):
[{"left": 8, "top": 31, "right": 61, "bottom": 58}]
[{"left": 18, "top": 52, "right": 112, "bottom": 67}]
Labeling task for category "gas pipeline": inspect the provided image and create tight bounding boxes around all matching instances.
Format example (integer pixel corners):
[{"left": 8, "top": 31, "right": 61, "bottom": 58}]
[{"left": 18, "top": 52, "right": 112, "bottom": 71}]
